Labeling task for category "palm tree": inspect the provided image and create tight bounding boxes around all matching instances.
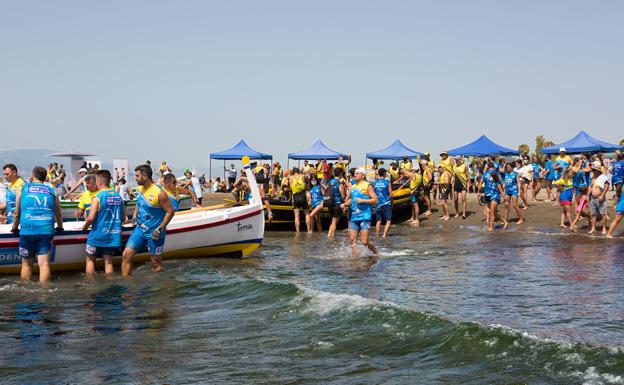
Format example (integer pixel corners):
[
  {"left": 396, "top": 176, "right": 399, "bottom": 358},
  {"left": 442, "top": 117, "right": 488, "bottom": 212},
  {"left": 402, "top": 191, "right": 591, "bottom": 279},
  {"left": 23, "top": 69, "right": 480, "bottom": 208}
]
[
  {"left": 535, "top": 135, "right": 555, "bottom": 158},
  {"left": 518, "top": 144, "right": 530, "bottom": 156}
]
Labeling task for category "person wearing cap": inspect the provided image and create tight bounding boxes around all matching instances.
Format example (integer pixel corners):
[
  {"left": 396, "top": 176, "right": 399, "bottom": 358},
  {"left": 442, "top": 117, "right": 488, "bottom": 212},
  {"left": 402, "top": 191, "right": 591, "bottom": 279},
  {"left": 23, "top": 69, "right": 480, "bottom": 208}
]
[
  {"left": 588, "top": 161, "right": 610, "bottom": 235},
  {"left": 452, "top": 156, "right": 470, "bottom": 219},
  {"left": 400, "top": 166, "right": 423, "bottom": 226},
  {"left": 554, "top": 148, "right": 573, "bottom": 182},
  {"left": 423, "top": 152, "right": 435, "bottom": 169},
  {"left": 421, "top": 159, "right": 434, "bottom": 216},
  {"left": 64, "top": 167, "right": 89, "bottom": 199},
  {"left": 437, "top": 163, "right": 452, "bottom": 221},
  {"left": 388, "top": 162, "right": 401, "bottom": 183},
  {"left": 326, "top": 168, "right": 347, "bottom": 239},
  {"left": 341, "top": 167, "right": 378, "bottom": 255},
  {"left": 554, "top": 167, "right": 575, "bottom": 228},
  {"left": 439, "top": 151, "right": 453, "bottom": 175}
]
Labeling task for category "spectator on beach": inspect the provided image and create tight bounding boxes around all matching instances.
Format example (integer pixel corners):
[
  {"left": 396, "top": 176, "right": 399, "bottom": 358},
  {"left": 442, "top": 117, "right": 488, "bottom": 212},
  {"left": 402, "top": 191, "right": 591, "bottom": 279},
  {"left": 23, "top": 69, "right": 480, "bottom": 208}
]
[
  {"left": 226, "top": 164, "right": 237, "bottom": 191},
  {"left": 588, "top": 161, "right": 610, "bottom": 235}
]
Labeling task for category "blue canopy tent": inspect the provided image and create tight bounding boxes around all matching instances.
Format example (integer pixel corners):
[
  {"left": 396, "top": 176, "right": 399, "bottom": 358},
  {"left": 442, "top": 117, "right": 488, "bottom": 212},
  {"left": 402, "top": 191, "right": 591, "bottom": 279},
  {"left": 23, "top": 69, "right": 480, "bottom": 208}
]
[
  {"left": 448, "top": 135, "right": 519, "bottom": 157},
  {"left": 542, "top": 130, "right": 622, "bottom": 154},
  {"left": 287, "top": 140, "right": 349, "bottom": 168},
  {"left": 366, "top": 139, "right": 423, "bottom": 161},
  {"left": 209, "top": 140, "right": 272, "bottom": 184}
]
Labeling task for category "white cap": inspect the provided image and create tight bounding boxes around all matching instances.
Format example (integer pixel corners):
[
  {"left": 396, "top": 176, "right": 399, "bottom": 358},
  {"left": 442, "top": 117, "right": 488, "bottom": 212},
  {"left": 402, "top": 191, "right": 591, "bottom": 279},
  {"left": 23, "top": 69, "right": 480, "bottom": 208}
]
[
  {"left": 355, "top": 167, "right": 366, "bottom": 174},
  {"left": 79, "top": 168, "right": 88, "bottom": 173},
  {"left": 592, "top": 160, "right": 602, "bottom": 170},
  {"left": 559, "top": 147, "right": 566, "bottom": 152}
]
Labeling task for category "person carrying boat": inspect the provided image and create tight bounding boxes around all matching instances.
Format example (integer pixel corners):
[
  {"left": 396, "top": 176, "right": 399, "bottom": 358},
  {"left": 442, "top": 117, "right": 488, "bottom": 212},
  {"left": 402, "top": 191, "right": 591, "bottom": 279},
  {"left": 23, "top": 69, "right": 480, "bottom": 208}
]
[
  {"left": 326, "top": 168, "right": 346, "bottom": 239},
  {"left": 1, "top": 164, "right": 25, "bottom": 225},
  {"left": 400, "top": 167, "right": 423, "bottom": 226},
  {"left": 307, "top": 176, "right": 324, "bottom": 233},
  {"left": 289, "top": 167, "right": 311, "bottom": 232},
  {"left": 75, "top": 174, "right": 98, "bottom": 219},
  {"left": 10, "top": 166, "right": 63, "bottom": 283},
  {"left": 342, "top": 168, "right": 378, "bottom": 255},
  {"left": 163, "top": 173, "right": 202, "bottom": 211},
  {"left": 82, "top": 170, "right": 125, "bottom": 275},
  {"left": 388, "top": 162, "right": 401, "bottom": 183},
  {"left": 399, "top": 156, "right": 412, "bottom": 172},
  {"left": 452, "top": 156, "right": 470, "bottom": 219},
  {"left": 252, "top": 163, "right": 273, "bottom": 220},
  {"left": 122, "top": 164, "right": 175, "bottom": 276},
  {"left": 373, "top": 168, "right": 393, "bottom": 237}
]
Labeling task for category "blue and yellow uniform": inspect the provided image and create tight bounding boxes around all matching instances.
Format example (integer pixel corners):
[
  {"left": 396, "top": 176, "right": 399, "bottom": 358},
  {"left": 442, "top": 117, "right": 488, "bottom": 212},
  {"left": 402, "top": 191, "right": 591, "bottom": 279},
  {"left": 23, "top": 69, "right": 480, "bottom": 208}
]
[
  {"left": 555, "top": 177, "right": 574, "bottom": 204},
  {"left": 373, "top": 178, "right": 392, "bottom": 223},
  {"left": 18, "top": 182, "right": 56, "bottom": 259},
  {"left": 409, "top": 172, "right": 423, "bottom": 203},
  {"left": 86, "top": 189, "right": 124, "bottom": 257},
  {"left": 616, "top": 184, "right": 624, "bottom": 214},
  {"left": 78, "top": 189, "right": 99, "bottom": 217},
  {"left": 504, "top": 171, "right": 519, "bottom": 197},
  {"left": 5, "top": 177, "right": 25, "bottom": 224},
  {"left": 309, "top": 184, "right": 323, "bottom": 209},
  {"left": 165, "top": 188, "right": 181, "bottom": 211},
  {"left": 127, "top": 184, "right": 166, "bottom": 255},
  {"left": 554, "top": 155, "right": 571, "bottom": 180},
  {"left": 349, "top": 181, "right": 372, "bottom": 231}
]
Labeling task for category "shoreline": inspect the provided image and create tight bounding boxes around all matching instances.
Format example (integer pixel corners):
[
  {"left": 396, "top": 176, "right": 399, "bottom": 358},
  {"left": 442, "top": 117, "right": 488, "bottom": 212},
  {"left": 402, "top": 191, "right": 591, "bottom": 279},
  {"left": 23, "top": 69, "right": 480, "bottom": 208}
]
[{"left": 202, "top": 190, "right": 624, "bottom": 237}]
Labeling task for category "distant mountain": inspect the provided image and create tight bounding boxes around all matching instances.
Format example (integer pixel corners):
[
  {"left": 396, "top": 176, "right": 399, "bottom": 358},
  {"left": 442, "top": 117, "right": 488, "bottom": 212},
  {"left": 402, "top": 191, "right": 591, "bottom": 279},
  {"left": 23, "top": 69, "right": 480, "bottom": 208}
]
[{"left": 0, "top": 148, "right": 112, "bottom": 174}]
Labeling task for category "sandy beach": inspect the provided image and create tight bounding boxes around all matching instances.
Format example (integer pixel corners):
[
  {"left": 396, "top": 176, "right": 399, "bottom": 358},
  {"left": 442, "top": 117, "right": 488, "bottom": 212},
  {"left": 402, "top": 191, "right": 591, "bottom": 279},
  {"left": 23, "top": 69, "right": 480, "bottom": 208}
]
[{"left": 202, "top": 190, "right": 623, "bottom": 235}]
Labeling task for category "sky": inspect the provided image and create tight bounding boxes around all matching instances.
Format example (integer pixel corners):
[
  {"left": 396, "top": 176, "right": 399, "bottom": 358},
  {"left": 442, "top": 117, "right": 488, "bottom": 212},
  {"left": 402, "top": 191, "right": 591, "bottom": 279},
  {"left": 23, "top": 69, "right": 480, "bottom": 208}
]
[{"left": 1, "top": 0, "right": 623, "bottom": 173}]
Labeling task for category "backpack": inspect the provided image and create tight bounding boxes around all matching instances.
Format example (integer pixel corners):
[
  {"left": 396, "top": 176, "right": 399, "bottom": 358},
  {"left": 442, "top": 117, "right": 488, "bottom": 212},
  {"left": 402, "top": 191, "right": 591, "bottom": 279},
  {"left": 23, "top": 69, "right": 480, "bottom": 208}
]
[{"left": 323, "top": 183, "right": 335, "bottom": 206}]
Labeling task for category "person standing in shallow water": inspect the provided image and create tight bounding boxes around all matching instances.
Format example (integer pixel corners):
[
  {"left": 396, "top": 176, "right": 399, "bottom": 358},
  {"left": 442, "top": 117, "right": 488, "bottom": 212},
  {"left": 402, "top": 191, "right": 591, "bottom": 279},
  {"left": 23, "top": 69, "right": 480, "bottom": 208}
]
[
  {"left": 342, "top": 168, "right": 378, "bottom": 255},
  {"left": 122, "top": 164, "right": 174, "bottom": 276},
  {"left": 373, "top": 168, "right": 393, "bottom": 237},
  {"left": 11, "top": 166, "right": 64, "bottom": 283}
]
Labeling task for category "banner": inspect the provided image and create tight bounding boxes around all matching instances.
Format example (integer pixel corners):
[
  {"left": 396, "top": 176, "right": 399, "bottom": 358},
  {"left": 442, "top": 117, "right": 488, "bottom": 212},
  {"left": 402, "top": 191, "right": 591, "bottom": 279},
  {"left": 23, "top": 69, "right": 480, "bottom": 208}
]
[{"left": 112, "top": 158, "right": 129, "bottom": 183}]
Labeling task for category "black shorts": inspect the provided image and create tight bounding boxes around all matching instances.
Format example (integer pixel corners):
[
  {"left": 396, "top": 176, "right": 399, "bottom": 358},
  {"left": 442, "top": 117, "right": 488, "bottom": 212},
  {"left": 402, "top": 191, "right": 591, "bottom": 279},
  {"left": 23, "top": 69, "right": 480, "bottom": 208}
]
[
  {"left": 86, "top": 244, "right": 120, "bottom": 258},
  {"left": 228, "top": 177, "right": 236, "bottom": 185},
  {"left": 376, "top": 205, "right": 392, "bottom": 223},
  {"left": 293, "top": 191, "right": 308, "bottom": 210},
  {"left": 454, "top": 176, "right": 467, "bottom": 192},
  {"left": 327, "top": 204, "right": 343, "bottom": 218}
]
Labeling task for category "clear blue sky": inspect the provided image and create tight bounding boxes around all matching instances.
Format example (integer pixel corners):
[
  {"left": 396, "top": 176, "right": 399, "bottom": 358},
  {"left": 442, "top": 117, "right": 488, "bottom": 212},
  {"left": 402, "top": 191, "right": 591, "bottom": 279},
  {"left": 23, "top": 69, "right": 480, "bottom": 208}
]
[{"left": 1, "top": 1, "right": 623, "bottom": 171}]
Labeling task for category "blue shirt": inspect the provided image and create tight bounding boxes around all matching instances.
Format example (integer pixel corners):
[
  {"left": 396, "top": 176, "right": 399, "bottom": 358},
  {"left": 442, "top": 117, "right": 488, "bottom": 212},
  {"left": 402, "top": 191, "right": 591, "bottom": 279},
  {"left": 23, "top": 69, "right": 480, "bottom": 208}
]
[
  {"left": 87, "top": 189, "right": 124, "bottom": 248},
  {"left": 350, "top": 182, "right": 372, "bottom": 222},
  {"left": 329, "top": 178, "right": 342, "bottom": 205},
  {"left": 19, "top": 182, "right": 56, "bottom": 236},
  {"left": 373, "top": 179, "right": 391, "bottom": 208},
  {"left": 545, "top": 160, "right": 555, "bottom": 180},
  {"left": 531, "top": 163, "right": 541, "bottom": 179},
  {"left": 504, "top": 172, "right": 518, "bottom": 196},
  {"left": 310, "top": 185, "right": 323, "bottom": 208},
  {"left": 135, "top": 184, "right": 166, "bottom": 235},
  {"left": 612, "top": 160, "right": 624, "bottom": 184}
]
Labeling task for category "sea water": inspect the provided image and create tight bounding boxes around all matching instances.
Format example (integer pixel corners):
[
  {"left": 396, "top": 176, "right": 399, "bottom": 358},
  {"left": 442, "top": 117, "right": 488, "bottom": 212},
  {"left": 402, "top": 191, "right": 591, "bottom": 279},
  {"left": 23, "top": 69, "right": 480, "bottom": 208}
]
[{"left": 0, "top": 225, "right": 623, "bottom": 384}]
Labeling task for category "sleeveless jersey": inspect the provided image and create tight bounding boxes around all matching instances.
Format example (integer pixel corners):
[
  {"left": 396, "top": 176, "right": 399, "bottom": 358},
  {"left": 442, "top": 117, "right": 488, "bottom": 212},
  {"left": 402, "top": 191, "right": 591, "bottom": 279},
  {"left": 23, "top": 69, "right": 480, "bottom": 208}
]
[
  {"left": 19, "top": 182, "right": 56, "bottom": 235},
  {"left": 87, "top": 189, "right": 124, "bottom": 247},
  {"left": 309, "top": 185, "right": 323, "bottom": 208},
  {"left": 453, "top": 164, "right": 468, "bottom": 189},
  {"left": 135, "top": 184, "right": 165, "bottom": 235},
  {"left": 373, "top": 178, "right": 391, "bottom": 208},
  {"left": 504, "top": 172, "right": 519, "bottom": 195},
  {"left": 612, "top": 160, "right": 624, "bottom": 184},
  {"left": 350, "top": 181, "right": 372, "bottom": 222},
  {"left": 291, "top": 175, "right": 306, "bottom": 194},
  {"left": 329, "top": 178, "right": 342, "bottom": 205},
  {"left": 165, "top": 187, "right": 180, "bottom": 211},
  {"left": 409, "top": 172, "right": 423, "bottom": 191}
]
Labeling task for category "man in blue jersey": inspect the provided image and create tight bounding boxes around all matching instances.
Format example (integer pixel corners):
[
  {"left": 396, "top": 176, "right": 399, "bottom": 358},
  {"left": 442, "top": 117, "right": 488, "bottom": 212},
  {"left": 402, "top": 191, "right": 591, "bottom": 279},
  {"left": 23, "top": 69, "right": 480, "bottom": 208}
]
[
  {"left": 373, "top": 168, "right": 393, "bottom": 238},
  {"left": 326, "top": 168, "right": 346, "bottom": 239},
  {"left": 82, "top": 170, "right": 125, "bottom": 275},
  {"left": 10, "top": 166, "right": 63, "bottom": 283},
  {"left": 1, "top": 164, "right": 25, "bottom": 224},
  {"left": 122, "top": 164, "right": 174, "bottom": 276},
  {"left": 342, "top": 168, "right": 378, "bottom": 254},
  {"left": 611, "top": 150, "right": 624, "bottom": 199}
]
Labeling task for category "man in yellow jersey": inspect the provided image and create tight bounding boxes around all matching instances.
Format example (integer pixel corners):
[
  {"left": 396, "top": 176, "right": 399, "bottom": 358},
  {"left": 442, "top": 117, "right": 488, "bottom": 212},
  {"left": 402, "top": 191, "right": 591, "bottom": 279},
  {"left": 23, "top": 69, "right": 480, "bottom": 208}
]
[
  {"left": 289, "top": 167, "right": 311, "bottom": 232},
  {"left": 1, "top": 164, "right": 25, "bottom": 225},
  {"left": 316, "top": 160, "right": 326, "bottom": 182},
  {"left": 452, "top": 156, "right": 470, "bottom": 218},
  {"left": 439, "top": 151, "right": 453, "bottom": 175},
  {"left": 437, "top": 165, "right": 451, "bottom": 220},
  {"left": 122, "top": 164, "right": 175, "bottom": 276},
  {"left": 335, "top": 156, "right": 349, "bottom": 175},
  {"left": 75, "top": 174, "right": 99, "bottom": 219},
  {"left": 421, "top": 160, "right": 434, "bottom": 216},
  {"left": 399, "top": 156, "right": 412, "bottom": 172},
  {"left": 388, "top": 162, "right": 401, "bottom": 183},
  {"left": 424, "top": 152, "right": 436, "bottom": 169},
  {"left": 401, "top": 167, "right": 423, "bottom": 226}
]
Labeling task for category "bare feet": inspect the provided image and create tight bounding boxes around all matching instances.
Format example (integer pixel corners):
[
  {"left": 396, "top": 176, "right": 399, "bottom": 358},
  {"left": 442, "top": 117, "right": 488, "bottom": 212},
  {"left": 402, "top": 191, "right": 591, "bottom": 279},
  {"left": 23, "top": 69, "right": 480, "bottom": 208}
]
[
  {"left": 503, "top": 222, "right": 509, "bottom": 229},
  {"left": 588, "top": 229, "right": 595, "bottom": 234},
  {"left": 516, "top": 219, "right": 525, "bottom": 225},
  {"left": 423, "top": 211, "right": 432, "bottom": 217},
  {"left": 606, "top": 234, "right": 613, "bottom": 238}
]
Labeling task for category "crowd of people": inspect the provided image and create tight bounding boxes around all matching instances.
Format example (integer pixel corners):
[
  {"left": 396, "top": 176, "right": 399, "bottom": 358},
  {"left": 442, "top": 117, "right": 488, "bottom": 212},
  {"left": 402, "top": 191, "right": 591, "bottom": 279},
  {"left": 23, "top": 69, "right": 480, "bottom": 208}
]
[
  {"left": 0, "top": 160, "right": 208, "bottom": 283},
  {"left": 227, "top": 148, "right": 624, "bottom": 253}
]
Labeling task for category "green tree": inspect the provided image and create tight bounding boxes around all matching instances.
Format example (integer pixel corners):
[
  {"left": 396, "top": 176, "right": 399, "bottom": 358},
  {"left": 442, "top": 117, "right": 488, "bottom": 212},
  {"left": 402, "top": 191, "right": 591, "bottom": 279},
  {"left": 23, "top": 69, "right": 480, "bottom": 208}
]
[
  {"left": 620, "top": 139, "right": 624, "bottom": 146},
  {"left": 518, "top": 143, "right": 530, "bottom": 156},
  {"left": 535, "top": 135, "right": 555, "bottom": 159}
]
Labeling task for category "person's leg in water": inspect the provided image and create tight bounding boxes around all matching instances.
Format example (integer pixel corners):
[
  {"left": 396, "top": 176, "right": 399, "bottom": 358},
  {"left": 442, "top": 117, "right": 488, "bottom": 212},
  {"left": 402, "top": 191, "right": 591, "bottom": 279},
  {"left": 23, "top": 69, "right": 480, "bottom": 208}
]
[
  {"left": 293, "top": 208, "right": 301, "bottom": 232},
  {"left": 360, "top": 223, "right": 377, "bottom": 254},
  {"left": 606, "top": 212, "right": 623, "bottom": 238},
  {"left": 488, "top": 200, "right": 498, "bottom": 231},
  {"left": 349, "top": 227, "right": 359, "bottom": 255},
  {"left": 303, "top": 208, "right": 311, "bottom": 233}
]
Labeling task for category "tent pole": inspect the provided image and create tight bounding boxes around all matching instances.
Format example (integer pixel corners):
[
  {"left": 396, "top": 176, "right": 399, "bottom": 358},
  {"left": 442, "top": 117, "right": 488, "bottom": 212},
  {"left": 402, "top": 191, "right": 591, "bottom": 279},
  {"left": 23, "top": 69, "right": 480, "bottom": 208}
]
[
  {"left": 223, "top": 160, "right": 226, "bottom": 181},
  {"left": 287, "top": 158, "right": 290, "bottom": 170},
  {"left": 209, "top": 158, "right": 212, "bottom": 192}
]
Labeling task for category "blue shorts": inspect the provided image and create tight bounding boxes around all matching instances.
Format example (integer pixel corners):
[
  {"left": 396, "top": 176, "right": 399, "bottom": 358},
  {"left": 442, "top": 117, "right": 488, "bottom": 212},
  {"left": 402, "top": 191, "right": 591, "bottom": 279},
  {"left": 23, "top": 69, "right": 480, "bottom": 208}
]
[
  {"left": 375, "top": 205, "right": 392, "bottom": 223},
  {"left": 19, "top": 234, "right": 54, "bottom": 259},
  {"left": 506, "top": 191, "right": 518, "bottom": 197},
  {"left": 86, "top": 244, "right": 120, "bottom": 258},
  {"left": 349, "top": 220, "right": 371, "bottom": 231},
  {"left": 126, "top": 228, "right": 165, "bottom": 256}
]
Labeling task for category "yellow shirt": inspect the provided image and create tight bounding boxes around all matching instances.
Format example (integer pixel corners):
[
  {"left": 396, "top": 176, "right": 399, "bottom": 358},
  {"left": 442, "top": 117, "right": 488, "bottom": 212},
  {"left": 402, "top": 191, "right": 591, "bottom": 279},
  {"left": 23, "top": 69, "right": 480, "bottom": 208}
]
[
  {"left": 335, "top": 162, "right": 347, "bottom": 173},
  {"left": 291, "top": 175, "right": 306, "bottom": 194},
  {"left": 423, "top": 167, "right": 433, "bottom": 186},
  {"left": 453, "top": 164, "right": 468, "bottom": 187},
  {"left": 77, "top": 189, "right": 99, "bottom": 215},
  {"left": 427, "top": 159, "right": 436, "bottom": 169},
  {"left": 409, "top": 172, "right": 422, "bottom": 191},
  {"left": 400, "top": 161, "right": 412, "bottom": 170},
  {"left": 440, "top": 158, "right": 453, "bottom": 174},
  {"left": 136, "top": 184, "right": 162, "bottom": 206},
  {"left": 10, "top": 178, "right": 25, "bottom": 195},
  {"left": 439, "top": 170, "right": 451, "bottom": 185},
  {"left": 316, "top": 164, "right": 324, "bottom": 180},
  {"left": 389, "top": 167, "right": 400, "bottom": 181}
]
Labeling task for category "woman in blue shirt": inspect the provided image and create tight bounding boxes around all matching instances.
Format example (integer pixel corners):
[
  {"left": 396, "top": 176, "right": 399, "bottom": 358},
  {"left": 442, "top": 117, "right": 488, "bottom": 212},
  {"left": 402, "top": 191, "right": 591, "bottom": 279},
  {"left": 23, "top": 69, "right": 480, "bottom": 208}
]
[
  {"left": 504, "top": 163, "right": 525, "bottom": 228},
  {"left": 544, "top": 154, "right": 556, "bottom": 202}
]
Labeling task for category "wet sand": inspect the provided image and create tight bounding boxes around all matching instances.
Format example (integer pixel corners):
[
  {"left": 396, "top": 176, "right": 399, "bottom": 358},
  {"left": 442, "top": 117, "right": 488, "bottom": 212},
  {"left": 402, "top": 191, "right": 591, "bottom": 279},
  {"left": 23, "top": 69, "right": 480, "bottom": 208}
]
[{"left": 202, "top": 190, "right": 623, "bottom": 235}]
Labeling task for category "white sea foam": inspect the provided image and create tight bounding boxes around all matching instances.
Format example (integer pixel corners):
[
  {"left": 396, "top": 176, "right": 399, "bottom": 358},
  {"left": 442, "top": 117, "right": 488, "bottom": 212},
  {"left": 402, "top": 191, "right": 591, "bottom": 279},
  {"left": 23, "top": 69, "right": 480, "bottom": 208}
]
[
  {"left": 299, "top": 286, "right": 395, "bottom": 316},
  {"left": 0, "top": 283, "right": 58, "bottom": 293},
  {"left": 581, "top": 366, "right": 624, "bottom": 385}
]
